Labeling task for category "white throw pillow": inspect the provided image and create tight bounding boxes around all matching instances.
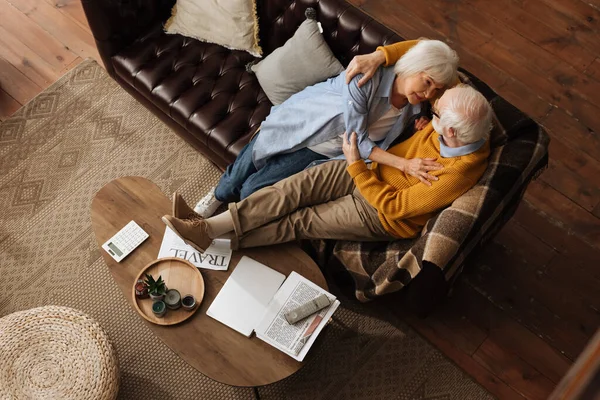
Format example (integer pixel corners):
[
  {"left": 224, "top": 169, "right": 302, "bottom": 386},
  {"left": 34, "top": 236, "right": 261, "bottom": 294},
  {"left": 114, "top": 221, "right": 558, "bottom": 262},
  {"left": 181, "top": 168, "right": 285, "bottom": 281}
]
[{"left": 165, "top": 0, "right": 262, "bottom": 57}]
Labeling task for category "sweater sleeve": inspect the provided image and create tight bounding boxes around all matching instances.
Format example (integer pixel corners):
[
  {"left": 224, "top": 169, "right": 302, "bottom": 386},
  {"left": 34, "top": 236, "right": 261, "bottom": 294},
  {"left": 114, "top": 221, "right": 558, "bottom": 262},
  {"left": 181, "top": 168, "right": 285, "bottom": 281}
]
[
  {"left": 346, "top": 160, "right": 475, "bottom": 219},
  {"left": 376, "top": 40, "right": 420, "bottom": 66}
]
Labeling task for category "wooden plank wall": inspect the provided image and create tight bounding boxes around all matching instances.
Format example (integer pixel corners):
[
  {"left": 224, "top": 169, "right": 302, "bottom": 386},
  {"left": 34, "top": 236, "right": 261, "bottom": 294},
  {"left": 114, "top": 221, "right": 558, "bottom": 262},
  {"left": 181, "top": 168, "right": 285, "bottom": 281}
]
[{"left": 0, "top": 1, "right": 598, "bottom": 399}]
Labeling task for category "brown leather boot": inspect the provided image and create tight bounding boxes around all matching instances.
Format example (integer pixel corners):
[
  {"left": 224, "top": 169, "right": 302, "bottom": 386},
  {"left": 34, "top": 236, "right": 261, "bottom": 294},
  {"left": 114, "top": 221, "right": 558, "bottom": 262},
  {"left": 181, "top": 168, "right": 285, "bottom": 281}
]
[
  {"left": 162, "top": 215, "right": 213, "bottom": 253},
  {"left": 172, "top": 192, "right": 201, "bottom": 220}
]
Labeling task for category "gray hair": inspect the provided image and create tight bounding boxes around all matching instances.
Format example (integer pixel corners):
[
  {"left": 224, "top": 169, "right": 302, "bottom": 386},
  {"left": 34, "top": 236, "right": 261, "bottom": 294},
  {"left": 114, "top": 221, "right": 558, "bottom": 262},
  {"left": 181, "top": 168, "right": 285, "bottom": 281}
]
[
  {"left": 439, "top": 84, "right": 493, "bottom": 144},
  {"left": 393, "top": 39, "right": 459, "bottom": 87}
]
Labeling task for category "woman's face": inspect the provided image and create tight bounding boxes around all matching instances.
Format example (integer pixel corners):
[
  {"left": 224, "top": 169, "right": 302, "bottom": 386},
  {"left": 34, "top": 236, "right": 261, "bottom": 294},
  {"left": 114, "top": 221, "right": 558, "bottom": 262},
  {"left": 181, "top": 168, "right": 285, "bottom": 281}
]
[{"left": 402, "top": 72, "right": 445, "bottom": 104}]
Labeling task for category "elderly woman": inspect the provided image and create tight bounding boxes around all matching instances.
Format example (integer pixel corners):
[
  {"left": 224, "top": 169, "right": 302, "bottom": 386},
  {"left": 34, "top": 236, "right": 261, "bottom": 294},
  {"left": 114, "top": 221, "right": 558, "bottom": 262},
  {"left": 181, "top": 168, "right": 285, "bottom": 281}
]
[
  {"left": 164, "top": 84, "right": 492, "bottom": 252},
  {"left": 194, "top": 39, "right": 459, "bottom": 217}
]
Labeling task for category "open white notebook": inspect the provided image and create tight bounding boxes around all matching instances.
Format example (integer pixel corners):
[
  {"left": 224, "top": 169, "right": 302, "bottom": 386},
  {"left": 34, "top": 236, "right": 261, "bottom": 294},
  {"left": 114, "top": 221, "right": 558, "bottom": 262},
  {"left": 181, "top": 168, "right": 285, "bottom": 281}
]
[{"left": 206, "top": 256, "right": 340, "bottom": 361}]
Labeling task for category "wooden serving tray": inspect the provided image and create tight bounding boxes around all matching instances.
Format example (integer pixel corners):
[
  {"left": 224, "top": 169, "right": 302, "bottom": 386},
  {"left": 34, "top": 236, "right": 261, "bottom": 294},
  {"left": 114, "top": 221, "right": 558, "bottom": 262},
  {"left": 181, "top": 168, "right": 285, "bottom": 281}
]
[{"left": 132, "top": 257, "right": 205, "bottom": 326}]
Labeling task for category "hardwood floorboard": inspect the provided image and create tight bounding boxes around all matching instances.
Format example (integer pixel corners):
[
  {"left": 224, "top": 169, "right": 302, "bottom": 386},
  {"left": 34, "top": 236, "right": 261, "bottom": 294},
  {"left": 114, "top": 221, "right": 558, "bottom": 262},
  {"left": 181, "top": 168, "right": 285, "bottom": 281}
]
[
  {"left": 541, "top": 107, "right": 600, "bottom": 163},
  {"left": 0, "top": 25, "right": 60, "bottom": 88},
  {"left": 0, "top": 88, "right": 21, "bottom": 121},
  {"left": 540, "top": 138, "right": 600, "bottom": 211},
  {"left": 458, "top": 278, "right": 573, "bottom": 383},
  {"left": 389, "top": 298, "right": 528, "bottom": 400},
  {"left": 500, "top": 216, "right": 600, "bottom": 313},
  {"left": 544, "top": 254, "right": 600, "bottom": 311},
  {"left": 518, "top": 0, "right": 600, "bottom": 55},
  {"left": 5, "top": 0, "right": 100, "bottom": 61},
  {"left": 408, "top": 294, "right": 488, "bottom": 356},
  {"left": 466, "top": 0, "right": 597, "bottom": 72},
  {"left": 542, "top": 0, "right": 600, "bottom": 32},
  {"left": 0, "top": 0, "right": 77, "bottom": 71},
  {"left": 390, "top": 279, "right": 565, "bottom": 399},
  {"left": 61, "top": 56, "right": 84, "bottom": 74},
  {"left": 512, "top": 200, "right": 600, "bottom": 279},
  {"left": 577, "top": 0, "right": 600, "bottom": 11},
  {"left": 0, "top": 56, "right": 42, "bottom": 104},
  {"left": 524, "top": 180, "right": 600, "bottom": 249},
  {"left": 585, "top": 57, "right": 600, "bottom": 78},
  {"left": 45, "top": 0, "right": 90, "bottom": 31},
  {"left": 493, "top": 220, "right": 557, "bottom": 269},
  {"left": 473, "top": 338, "right": 556, "bottom": 400},
  {"left": 468, "top": 244, "right": 593, "bottom": 361}
]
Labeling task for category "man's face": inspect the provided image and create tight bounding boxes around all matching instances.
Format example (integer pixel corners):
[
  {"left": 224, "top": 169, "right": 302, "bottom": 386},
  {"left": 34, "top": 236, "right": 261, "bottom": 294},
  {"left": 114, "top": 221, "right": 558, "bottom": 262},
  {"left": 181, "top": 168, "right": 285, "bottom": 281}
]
[
  {"left": 403, "top": 72, "right": 445, "bottom": 104},
  {"left": 431, "top": 90, "right": 451, "bottom": 136}
]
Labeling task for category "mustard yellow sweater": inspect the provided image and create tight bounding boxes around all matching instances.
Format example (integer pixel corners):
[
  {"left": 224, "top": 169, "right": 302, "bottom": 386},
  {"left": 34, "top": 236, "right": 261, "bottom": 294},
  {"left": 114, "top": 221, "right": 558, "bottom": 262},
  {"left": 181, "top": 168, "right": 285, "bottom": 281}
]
[
  {"left": 376, "top": 40, "right": 420, "bottom": 67},
  {"left": 347, "top": 124, "right": 490, "bottom": 238}
]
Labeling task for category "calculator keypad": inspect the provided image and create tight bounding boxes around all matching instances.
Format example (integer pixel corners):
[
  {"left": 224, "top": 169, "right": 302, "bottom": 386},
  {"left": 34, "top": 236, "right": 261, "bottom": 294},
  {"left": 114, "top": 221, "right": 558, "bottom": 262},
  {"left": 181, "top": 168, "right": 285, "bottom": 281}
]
[{"left": 102, "top": 221, "right": 149, "bottom": 262}]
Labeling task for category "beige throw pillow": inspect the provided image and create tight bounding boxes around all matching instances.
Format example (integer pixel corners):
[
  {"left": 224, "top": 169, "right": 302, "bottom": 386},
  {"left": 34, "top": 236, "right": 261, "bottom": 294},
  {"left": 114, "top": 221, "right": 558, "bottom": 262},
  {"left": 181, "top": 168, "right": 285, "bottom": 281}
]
[
  {"left": 165, "top": 0, "right": 262, "bottom": 57},
  {"left": 250, "top": 18, "right": 344, "bottom": 105}
]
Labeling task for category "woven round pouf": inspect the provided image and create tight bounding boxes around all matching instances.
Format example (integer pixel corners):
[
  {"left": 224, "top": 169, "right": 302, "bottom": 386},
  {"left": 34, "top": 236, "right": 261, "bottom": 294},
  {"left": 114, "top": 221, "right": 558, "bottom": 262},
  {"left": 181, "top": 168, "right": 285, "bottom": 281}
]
[{"left": 0, "top": 306, "right": 119, "bottom": 399}]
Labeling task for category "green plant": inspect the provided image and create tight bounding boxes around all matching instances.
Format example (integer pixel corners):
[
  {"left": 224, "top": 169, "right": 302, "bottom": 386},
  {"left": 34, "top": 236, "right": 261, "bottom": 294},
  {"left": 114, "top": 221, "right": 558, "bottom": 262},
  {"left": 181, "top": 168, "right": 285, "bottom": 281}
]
[{"left": 144, "top": 274, "right": 166, "bottom": 296}]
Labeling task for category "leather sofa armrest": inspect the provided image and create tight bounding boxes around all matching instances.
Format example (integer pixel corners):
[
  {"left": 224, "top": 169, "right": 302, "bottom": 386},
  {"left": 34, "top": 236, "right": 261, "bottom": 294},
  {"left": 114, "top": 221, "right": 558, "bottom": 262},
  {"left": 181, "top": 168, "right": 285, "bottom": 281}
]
[{"left": 81, "top": 0, "right": 175, "bottom": 75}]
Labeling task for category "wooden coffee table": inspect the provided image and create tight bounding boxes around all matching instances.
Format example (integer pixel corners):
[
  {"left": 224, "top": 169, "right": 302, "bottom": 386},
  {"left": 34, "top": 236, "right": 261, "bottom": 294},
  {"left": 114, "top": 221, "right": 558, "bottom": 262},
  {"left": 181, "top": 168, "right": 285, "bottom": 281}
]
[{"left": 90, "top": 177, "right": 328, "bottom": 388}]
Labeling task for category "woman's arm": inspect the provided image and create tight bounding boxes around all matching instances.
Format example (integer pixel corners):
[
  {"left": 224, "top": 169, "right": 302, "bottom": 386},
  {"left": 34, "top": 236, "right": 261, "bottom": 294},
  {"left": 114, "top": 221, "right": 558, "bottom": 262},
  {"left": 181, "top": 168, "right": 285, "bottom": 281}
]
[{"left": 368, "top": 147, "right": 441, "bottom": 186}]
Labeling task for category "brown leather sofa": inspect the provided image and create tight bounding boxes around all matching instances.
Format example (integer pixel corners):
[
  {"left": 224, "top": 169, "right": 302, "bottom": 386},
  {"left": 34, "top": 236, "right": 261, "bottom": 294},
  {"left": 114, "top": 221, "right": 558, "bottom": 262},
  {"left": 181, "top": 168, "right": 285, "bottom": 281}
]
[
  {"left": 81, "top": 0, "right": 403, "bottom": 169},
  {"left": 82, "top": 0, "right": 549, "bottom": 315}
]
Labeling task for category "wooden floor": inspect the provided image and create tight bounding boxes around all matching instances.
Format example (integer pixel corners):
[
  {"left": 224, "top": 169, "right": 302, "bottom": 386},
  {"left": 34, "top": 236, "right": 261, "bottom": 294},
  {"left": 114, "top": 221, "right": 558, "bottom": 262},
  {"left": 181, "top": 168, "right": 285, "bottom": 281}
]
[{"left": 0, "top": 0, "right": 598, "bottom": 399}]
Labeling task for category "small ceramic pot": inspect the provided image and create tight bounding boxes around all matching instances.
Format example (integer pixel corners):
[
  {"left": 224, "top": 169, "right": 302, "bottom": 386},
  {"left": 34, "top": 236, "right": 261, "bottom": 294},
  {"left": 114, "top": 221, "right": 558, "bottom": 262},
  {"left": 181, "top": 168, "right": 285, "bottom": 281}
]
[
  {"left": 181, "top": 294, "right": 196, "bottom": 311},
  {"left": 152, "top": 300, "right": 167, "bottom": 317},
  {"left": 134, "top": 280, "right": 148, "bottom": 299},
  {"left": 164, "top": 289, "right": 181, "bottom": 310},
  {"left": 149, "top": 292, "right": 165, "bottom": 302}
]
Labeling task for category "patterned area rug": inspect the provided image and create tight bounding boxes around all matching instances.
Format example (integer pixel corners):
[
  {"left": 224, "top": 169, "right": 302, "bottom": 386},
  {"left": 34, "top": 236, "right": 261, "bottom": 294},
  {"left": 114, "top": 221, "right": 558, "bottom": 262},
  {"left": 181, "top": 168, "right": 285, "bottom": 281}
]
[{"left": 0, "top": 60, "right": 493, "bottom": 399}]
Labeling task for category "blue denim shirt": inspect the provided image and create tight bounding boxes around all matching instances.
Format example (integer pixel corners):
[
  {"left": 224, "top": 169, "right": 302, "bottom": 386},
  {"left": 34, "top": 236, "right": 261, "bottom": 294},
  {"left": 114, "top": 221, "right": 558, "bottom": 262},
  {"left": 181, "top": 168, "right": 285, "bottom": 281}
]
[{"left": 251, "top": 66, "right": 422, "bottom": 169}]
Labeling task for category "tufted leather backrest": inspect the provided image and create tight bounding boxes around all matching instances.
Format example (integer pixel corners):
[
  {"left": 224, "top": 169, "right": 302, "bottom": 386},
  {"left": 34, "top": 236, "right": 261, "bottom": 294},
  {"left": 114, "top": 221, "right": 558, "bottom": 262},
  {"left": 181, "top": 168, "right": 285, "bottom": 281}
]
[{"left": 257, "top": 0, "right": 402, "bottom": 66}]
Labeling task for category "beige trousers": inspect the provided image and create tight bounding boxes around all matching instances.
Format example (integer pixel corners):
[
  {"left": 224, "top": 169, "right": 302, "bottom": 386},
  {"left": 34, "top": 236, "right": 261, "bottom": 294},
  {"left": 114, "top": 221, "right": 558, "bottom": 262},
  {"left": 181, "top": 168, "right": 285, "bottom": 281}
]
[{"left": 228, "top": 160, "right": 395, "bottom": 249}]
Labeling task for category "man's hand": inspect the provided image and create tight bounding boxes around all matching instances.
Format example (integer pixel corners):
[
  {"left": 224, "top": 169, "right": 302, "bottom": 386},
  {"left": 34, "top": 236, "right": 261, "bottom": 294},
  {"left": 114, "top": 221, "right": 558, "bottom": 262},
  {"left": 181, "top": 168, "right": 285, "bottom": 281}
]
[
  {"left": 402, "top": 158, "right": 443, "bottom": 186},
  {"left": 345, "top": 50, "right": 386, "bottom": 88},
  {"left": 342, "top": 132, "right": 361, "bottom": 165},
  {"left": 414, "top": 116, "right": 430, "bottom": 131}
]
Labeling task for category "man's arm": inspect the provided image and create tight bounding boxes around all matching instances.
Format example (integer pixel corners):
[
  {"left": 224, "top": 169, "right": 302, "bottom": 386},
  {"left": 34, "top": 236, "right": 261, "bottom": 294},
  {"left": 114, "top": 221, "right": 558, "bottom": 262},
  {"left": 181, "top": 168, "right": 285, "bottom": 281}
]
[
  {"left": 345, "top": 40, "right": 420, "bottom": 86},
  {"left": 376, "top": 40, "right": 420, "bottom": 66}
]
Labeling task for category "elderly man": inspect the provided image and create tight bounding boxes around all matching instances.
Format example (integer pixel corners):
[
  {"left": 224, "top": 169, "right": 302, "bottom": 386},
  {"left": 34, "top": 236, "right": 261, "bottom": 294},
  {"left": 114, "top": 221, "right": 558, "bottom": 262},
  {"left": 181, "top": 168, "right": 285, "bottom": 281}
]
[{"left": 163, "top": 84, "right": 492, "bottom": 252}]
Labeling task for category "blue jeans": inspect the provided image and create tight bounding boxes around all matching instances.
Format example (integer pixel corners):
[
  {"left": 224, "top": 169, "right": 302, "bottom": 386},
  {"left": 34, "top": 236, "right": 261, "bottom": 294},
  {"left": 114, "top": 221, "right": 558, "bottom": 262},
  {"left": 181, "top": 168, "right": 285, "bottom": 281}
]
[{"left": 215, "top": 137, "right": 327, "bottom": 202}]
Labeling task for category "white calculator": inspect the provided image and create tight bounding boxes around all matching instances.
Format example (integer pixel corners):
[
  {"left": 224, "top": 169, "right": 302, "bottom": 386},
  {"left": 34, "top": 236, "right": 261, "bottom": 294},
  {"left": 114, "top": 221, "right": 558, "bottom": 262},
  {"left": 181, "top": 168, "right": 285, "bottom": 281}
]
[{"left": 102, "top": 220, "right": 149, "bottom": 262}]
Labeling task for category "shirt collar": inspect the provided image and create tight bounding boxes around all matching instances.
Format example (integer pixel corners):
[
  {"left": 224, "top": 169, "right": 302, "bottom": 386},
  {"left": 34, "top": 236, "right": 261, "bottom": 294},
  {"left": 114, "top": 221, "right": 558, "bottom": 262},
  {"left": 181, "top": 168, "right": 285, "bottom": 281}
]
[
  {"left": 374, "top": 66, "right": 397, "bottom": 99},
  {"left": 438, "top": 135, "right": 486, "bottom": 157}
]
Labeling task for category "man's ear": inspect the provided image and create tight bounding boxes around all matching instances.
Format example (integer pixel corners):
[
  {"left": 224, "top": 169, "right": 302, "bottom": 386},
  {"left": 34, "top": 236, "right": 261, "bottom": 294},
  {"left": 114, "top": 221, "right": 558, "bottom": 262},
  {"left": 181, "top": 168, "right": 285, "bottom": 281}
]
[{"left": 447, "top": 127, "right": 456, "bottom": 138}]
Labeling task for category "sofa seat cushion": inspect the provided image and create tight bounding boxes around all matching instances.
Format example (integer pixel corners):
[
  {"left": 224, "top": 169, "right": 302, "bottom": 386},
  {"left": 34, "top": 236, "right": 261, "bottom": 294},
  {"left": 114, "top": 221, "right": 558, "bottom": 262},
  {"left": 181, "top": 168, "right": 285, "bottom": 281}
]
[{"left": 112, "top": 24, "right": 272, "bottom": 163}]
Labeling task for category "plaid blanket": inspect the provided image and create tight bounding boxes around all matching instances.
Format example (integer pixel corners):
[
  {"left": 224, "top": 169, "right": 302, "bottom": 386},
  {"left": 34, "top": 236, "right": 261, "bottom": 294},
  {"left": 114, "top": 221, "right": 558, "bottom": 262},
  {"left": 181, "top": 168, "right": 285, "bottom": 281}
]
[{"left": 308, "top": 71, "right": 550, "bottom": 303}]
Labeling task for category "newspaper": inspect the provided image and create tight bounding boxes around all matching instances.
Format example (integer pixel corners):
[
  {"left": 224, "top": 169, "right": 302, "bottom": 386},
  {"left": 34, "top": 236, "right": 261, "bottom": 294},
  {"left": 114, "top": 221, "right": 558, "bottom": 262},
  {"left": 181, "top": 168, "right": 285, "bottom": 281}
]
[
  {"left": 157, "top": 226, "right": 231, "bottom": 270},
  {"left": 254, "top": 271, "right": 340, "bottom": 362}
]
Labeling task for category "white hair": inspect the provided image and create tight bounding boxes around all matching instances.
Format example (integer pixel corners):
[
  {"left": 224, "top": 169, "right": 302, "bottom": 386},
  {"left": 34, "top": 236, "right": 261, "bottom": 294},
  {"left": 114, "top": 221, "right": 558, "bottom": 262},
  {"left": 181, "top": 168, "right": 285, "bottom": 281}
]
[
  {"left": 393, "top": 39, "right": 459, "bottom": 87},
  {"left": 438, "top": 84, "right": 493, "bottom": 144}
]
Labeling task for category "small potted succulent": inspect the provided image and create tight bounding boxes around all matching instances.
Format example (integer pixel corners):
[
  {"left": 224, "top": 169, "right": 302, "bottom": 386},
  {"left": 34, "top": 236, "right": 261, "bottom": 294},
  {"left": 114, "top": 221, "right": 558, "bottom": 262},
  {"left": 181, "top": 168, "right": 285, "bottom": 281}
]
[{"left": 144, "top": 273, "right": 167, "bottom": 301}]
